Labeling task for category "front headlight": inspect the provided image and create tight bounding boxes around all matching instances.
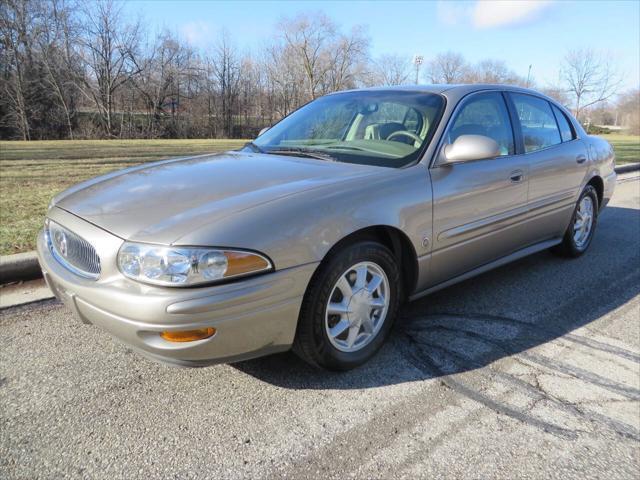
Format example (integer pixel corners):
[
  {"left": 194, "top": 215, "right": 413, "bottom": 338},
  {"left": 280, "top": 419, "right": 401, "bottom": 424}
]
[{"left": 117, "top": 242, "right": 273, "bottom": 286}]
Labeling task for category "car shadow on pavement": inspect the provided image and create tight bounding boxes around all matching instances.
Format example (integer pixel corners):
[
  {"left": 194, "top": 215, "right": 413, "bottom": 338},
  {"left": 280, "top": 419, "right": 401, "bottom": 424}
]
[{"left": 233, "top": 206, "right": 640, "bottom": 390}]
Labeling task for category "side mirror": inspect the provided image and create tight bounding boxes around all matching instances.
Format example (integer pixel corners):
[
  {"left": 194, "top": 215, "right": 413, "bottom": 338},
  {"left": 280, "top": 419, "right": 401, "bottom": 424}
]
[
  {"left": 258, "top": 126, "right": 270, "bottom": 137},
  {"left": 440, "top": 134, "right": 501, "bottom": 165}
]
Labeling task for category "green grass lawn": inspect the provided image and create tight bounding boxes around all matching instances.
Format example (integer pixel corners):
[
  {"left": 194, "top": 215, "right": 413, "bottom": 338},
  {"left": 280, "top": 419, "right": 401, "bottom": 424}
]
[
  {"left": 599, "top": 134, "right": 640, "bottom": 165},
  {"left": 0, "top": 139, "right": 246, "bottom": 255},
  {"left": 0, "top": 135, "right": 638, "bottom": 256}
]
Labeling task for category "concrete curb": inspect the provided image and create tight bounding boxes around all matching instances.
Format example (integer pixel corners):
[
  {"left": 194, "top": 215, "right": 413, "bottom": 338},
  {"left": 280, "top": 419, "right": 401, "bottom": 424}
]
[
  {"left": 0, "top": 279, "right": 54, "bottom": 310},
  {"left": 615, "top": 162, "right": 640, "bottom": 174},
  {"left": 0, "top": 251, "right": 41, "bottom": 284},
  {"left": 0, "top": 162, "right": 637, "bottom": 285}
]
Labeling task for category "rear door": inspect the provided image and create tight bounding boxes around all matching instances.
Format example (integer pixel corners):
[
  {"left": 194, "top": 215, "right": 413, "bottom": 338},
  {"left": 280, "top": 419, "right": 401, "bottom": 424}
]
[
  {"left": 428, "top": 91, "right": 530, "bottom": 287},
  {"left": 507, "top": 93, "right": 588, "bottom": 242}
]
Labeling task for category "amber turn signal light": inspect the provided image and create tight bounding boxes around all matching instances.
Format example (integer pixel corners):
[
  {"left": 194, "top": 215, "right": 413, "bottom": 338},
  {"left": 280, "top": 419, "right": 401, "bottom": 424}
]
[
  {"left": 160, "top": 327, "right": 216, "bottom": 342},
  {"left": 225, "top": 251, "right": 271, "bottom": 277}
]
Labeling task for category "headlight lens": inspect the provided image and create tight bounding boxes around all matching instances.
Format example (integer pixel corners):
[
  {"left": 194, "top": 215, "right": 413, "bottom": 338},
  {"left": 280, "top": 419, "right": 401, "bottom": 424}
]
[{"left": 117, "top": 242, "right": 272, "bottom": 286}]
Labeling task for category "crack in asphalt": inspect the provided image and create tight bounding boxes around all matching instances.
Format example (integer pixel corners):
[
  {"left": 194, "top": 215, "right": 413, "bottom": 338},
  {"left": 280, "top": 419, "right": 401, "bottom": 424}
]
[
  {"left": 411, "top": 321, "right": 640, "bottom": 401},
  {"left": 402, "top": 317, "right": 640, "bottom": 441},
  {"left": 400, "top": 332, "right": 580, "bottom": 438},
  {"left": 400, "top": 340, "right": 580, "bottom": 439},
  {"left": 562, "top": 333, "right": 640, "bottom": 364},
  {"left": 519, "top": 351, "right": 640, "bottom": 401}
]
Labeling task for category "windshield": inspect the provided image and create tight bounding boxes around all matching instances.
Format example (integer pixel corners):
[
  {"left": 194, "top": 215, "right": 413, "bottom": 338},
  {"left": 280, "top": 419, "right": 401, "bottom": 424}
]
[{"left": 250, "top": 91, "right": 445, "bottom": 168}]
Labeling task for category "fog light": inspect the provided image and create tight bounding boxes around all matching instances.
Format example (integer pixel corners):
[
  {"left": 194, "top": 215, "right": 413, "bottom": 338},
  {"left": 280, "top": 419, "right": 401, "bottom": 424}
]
[{"left": 160, "top": 327, "right": 216, "bottom": 342}]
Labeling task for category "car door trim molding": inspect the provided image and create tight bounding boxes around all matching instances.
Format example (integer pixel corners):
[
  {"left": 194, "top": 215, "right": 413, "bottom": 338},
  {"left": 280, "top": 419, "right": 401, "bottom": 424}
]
[
  {"left": 436, "top": 189, "right": 575, "bottom": 244},
  {"left": 528, "top": 189, "right": 576, "bottom": 212},
  {"left": 437, "top": 202, "right": 530, "bottom": 242}
]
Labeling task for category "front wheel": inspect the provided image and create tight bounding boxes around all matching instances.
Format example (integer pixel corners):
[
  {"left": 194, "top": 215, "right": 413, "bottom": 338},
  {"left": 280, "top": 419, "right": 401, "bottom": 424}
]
[
  {"left": 552, "top": 185, "right": 599, "bottom": 258},
  {"left": 293, "top": 241, "right": 401, "bottom": 370}
]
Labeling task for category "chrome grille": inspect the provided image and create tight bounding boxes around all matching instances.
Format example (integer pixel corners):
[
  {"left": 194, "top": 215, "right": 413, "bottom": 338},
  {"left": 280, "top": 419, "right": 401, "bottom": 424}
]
[{"left": 46, "top": 220, "right": 101, "bottom": 279}]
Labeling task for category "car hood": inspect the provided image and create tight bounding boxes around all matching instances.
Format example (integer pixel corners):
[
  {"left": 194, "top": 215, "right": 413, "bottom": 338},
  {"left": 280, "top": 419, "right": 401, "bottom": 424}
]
[{"left": 55, "top": 151, "right": 379, "bottom": 244}]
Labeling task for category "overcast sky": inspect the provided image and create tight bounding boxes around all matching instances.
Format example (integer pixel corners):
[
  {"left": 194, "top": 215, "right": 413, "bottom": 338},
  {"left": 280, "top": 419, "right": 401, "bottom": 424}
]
[{"left": 123, "top": 0, "right": 640, "bottom": 91}]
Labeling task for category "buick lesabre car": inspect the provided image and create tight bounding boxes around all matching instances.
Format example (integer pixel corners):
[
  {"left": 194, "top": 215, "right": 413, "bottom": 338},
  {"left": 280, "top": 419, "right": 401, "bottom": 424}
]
[{"left": 37, "top": 85, "right": 616, "bottom": 370}]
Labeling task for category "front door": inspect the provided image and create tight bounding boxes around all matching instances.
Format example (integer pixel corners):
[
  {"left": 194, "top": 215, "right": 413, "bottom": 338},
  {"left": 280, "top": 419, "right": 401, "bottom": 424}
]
[{"left": 428, "top": 91, "right": 530, "bottom": 287}]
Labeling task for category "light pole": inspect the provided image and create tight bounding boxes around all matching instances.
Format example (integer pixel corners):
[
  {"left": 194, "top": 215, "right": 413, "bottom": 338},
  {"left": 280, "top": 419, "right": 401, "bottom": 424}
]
[
  {"left": 413, "top": 55, "right": 424, "bottom": 84},
  {"left": 526, "top": 64, "right": 532, "bottom": 88}
]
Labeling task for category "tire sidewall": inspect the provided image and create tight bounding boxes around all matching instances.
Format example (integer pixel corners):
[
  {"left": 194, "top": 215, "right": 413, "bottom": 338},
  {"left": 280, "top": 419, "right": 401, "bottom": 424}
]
[{"left": 303, "top": 242, "right": 401, "bottom": 370}]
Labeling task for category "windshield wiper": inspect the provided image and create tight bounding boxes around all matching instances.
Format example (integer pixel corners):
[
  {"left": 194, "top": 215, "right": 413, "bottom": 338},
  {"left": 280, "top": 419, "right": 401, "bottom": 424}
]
[
  {"left": 323, "top": 145, "right": 368, "bottom": 151},
  {"left": 244, "top": 141, "right": 265, "bottom": 153},
  {"left": 323, "top": 144, "right": 398, "bottom": 158},
  {"left": 265, "top": 147, "right": 337, "bottom": 162}
]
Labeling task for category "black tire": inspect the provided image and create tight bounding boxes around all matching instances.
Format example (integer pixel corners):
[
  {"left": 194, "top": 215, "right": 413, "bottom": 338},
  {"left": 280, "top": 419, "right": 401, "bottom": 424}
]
[
  {"left": 293, "top": 241, "right": 402, "bottom": 371},
  {"left": 552, "top": 185, "right": 599, "bottom": 258}
]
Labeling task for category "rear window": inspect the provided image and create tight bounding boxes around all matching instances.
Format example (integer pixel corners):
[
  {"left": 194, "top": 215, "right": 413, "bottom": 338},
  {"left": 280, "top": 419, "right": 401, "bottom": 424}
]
[
  {"left": 552, "top": 105, "right": 575, "bottom": 142},
  {"left": 511, "top": 93, "right": 562, "bottom": 153}
]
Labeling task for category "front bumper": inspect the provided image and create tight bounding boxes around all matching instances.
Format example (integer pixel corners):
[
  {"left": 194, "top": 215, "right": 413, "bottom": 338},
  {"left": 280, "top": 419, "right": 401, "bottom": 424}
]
[{"left": 37, "top": 207, "right": 318, "bottom": 367}]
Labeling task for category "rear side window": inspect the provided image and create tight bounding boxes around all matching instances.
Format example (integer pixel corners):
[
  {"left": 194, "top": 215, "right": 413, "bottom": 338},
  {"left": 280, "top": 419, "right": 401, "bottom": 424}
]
[
  {"left": 448, "top": 92, "right": 515, "bottom": 156},
  {"left": 511, "top": 94, "right": 562, "bottom": 153},
  {"left": 551, "top": 105, "right": 575, "bottom": 142}
]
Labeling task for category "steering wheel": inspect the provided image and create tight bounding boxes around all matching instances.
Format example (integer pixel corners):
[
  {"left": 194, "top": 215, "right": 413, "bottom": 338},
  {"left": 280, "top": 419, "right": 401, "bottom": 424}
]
[{"left": 386, "top": 130, "right": 422, "bottom": 146}]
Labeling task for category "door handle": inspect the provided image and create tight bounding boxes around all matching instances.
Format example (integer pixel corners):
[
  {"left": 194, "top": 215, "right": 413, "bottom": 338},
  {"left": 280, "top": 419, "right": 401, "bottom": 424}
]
[
  {"left": 509, "top": 170, "right": 524, "bottom": 183},
  {"left": 576, "top": 155, "right": 587, "bottom": 164}
]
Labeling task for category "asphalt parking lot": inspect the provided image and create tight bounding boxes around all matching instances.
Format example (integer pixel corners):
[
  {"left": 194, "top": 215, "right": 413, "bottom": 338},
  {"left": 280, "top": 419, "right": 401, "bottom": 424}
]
[{"left": 1, "top": 176, "right": 639, "bottom": 479}]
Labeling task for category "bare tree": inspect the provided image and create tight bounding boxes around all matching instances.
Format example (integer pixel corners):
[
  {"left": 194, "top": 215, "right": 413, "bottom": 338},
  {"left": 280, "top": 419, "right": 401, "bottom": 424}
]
[
  {"left": 561, "top": 48, "right": 621, "bottom": 119},
  {"left": 36, "top": 0, "right": 81, "bottom": 139},
  {"left": 467, "top": 59, "right": 525, "bottom": 85},
  {"left": 263, "top": 42, "right": 304, "bottom": 117},
  {"left": 132, "top": 31, "right": 204, "bottom": 137},
  {"left": 275, "top": 13, "right": 369, "bottom": 102},
  {"left": 278, "top": 13, "right": 335, "bottom": 100},
  {"left": 0, "top": 0, "right": 35, "bottom": 139},
  {"left": 75, "top": 0, "right": 142, "bottom": 136},
  {"left": 539, "top": 86, "right": 570, "bottom": 108},
  {"left": 210, "top": 32, "right": 241, "bottom": 137},
  {"left": 325, "top": 25, "right": 369, "bottom": 92},
  {"left": 131, "top": 30, "right": 177, "bottom": 136},
  {"left": 426, "top": 51, "right": 467, "bottom": 84},
  {"left": 369, "top": 54, "right": 411, "bottom": 86}
]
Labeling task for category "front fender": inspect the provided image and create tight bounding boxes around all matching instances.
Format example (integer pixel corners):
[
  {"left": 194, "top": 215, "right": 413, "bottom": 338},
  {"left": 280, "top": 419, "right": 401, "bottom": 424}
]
[{"left": 174, "top": 164, "right": 434, "bottom": 270}]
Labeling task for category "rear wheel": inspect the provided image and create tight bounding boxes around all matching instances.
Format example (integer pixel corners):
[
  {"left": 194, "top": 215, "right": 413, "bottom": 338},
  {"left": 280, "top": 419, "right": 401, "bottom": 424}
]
[
  {"left": 552, "top": 185, "right": 598, "bottom": 257},
  {"left": 293, "top": 241, "right": 401, "bottom": 370}
]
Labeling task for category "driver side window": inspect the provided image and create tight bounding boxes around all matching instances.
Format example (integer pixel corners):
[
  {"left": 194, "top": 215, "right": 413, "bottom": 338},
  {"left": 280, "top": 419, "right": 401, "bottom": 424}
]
[{"left": 449, "top": 92, "right": 515, "bottom": 156}]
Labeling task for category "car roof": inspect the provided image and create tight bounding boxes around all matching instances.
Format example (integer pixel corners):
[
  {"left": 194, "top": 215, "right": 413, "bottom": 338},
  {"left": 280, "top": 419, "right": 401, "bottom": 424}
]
[{"left": 332, "top": 84, "right": 556, "bottom": 104}]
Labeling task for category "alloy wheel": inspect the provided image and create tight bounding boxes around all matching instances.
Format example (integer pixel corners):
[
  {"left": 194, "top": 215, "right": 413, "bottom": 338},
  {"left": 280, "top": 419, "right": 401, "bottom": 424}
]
[
  {"left": 324, "top": 261, "right": 390, "bottom": 353},
  {"left": 573, "top": 196, "right": 594, "bottom": 249}
]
